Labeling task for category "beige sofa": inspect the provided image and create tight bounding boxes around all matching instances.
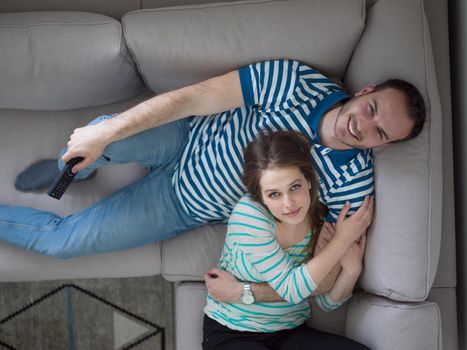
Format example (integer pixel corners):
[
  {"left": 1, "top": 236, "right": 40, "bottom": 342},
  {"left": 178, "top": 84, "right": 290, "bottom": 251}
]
[{"left": 0, "top": 0, "right": 456, "bottom": 349}]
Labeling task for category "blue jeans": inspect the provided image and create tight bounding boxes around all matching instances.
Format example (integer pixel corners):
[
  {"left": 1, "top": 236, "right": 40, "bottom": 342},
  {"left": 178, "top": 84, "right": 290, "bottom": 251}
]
[{"left": 0, "top": 115, "right": 201, "bottom": 259}]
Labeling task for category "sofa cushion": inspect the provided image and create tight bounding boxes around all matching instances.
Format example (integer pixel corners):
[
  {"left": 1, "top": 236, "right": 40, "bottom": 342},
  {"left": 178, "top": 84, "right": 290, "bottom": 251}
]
[
  {"left": 0, "top": 93, "right": 163, "bottom": 281},
  {"left": 162, "top": 225, "right": 225, "bottom": 281},
  {"left": 0, "top": 242, "right": 161, "bottom": 281},
  {"left": 344, "top": 0, "right": 443, "bottom": 302},
  {"left": 346, "top": 293, "right": 443, "bottom": 350},
  {"left": 122, "top": 0, "right": 365, "bottom": 93},
  {"left": 0, "top": 12, "right": 143, "bottom": 110}
]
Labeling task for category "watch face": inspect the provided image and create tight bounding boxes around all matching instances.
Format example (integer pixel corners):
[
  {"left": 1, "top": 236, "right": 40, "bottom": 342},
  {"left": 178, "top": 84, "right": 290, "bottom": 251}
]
[{"left": 242, "top": 294, "right": 254, "bottom": 305}]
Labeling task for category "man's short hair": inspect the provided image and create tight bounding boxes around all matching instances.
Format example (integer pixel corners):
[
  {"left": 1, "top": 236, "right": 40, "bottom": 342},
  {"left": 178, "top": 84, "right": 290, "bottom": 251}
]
[{"left": 373, "top": 79, "right": 427, "bottom": 142}]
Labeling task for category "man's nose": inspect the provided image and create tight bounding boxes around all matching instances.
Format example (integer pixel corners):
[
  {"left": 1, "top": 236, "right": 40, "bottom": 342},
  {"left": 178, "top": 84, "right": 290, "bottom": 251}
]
[{"left": 358, "top": 116, "right": 377, "bottom": 134}]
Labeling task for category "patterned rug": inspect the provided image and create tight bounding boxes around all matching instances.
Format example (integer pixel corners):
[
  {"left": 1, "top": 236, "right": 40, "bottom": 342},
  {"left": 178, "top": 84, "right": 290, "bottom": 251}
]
[{"left": 0, "top": 276, "right": 173, "bottom": 350}]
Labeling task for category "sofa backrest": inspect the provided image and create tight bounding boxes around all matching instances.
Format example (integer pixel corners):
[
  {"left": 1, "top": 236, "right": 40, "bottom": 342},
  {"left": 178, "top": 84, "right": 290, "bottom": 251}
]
[
  {"left": 345, "top": 0, "right": 443, "bottom": 302},
  {"left": 122, "top": 0, "right": 365, "bottom": 93},
  {"left": 0, "top": 12, "right": 144, "bottom": 110}
]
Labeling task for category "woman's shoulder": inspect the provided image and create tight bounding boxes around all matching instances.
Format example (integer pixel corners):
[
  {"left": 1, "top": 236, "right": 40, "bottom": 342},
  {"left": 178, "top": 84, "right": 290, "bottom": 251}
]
[
  {"left": 230, "top": 195, "right": 276, "bottom": 230},
  {"left": 233, "top": 194, "right": 268, "bottom": 215}
]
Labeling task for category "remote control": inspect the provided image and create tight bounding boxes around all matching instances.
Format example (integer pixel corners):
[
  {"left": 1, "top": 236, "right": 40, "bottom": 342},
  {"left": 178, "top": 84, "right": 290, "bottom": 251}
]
[{"left": 47, "top": 157, "right": 84, "bottom": 200}]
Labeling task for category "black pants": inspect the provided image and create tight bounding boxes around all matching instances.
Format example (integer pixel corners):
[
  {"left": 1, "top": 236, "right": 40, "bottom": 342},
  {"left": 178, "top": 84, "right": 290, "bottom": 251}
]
[{"left": 202, "top": 315, "right": 371, "bottom": 350}]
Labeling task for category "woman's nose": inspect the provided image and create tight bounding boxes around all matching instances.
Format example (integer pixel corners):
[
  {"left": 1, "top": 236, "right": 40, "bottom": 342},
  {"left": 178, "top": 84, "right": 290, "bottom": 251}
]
[{"left": 283, "top": 194, "right": 295, "bottom": 207}]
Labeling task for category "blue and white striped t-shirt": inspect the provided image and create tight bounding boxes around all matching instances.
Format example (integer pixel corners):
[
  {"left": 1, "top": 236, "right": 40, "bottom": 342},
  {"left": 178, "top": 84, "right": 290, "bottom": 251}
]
[
  {"left": 204, "top": 196, "right": 347, "bottom": 332},
  {"left": 172, "top": 59, "right": 374, "bottom": 223}
]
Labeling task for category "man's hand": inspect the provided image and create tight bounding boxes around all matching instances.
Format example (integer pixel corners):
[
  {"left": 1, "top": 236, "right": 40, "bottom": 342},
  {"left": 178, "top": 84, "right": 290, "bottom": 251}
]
[
  {"left": 340, "top": 234, "right": 367, "bottom": 276},
  {"left": 310, "top": 222, "right": 341, "bottom": 295},
  {"left": 204, "top": 268, "right": 242, "bottom": 303},
  {"left": 62, "top": 123, "right": 111, "bottom": 173},
  {"left": 335, "top": 196, "right": 374, "bottom": 244}
]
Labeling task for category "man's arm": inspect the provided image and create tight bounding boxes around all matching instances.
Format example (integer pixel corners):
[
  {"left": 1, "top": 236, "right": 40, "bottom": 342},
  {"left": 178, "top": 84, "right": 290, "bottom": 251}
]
[
  {"left": 62, "top": 70, "right": 243, "bottom": 172},
  {"left": 326, "top": 233, "right": 366, "bottom": 303}
]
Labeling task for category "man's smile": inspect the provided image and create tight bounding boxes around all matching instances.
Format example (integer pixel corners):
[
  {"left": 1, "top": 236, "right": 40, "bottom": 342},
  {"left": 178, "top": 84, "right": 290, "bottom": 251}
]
[{"left": 348, "top": 117, "right": 359, "bottom": 140}]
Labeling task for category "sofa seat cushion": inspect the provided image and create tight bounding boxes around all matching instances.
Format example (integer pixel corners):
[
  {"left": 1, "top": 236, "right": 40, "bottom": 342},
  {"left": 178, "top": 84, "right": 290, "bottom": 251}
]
[
  {"left": 0, "top": 93, "right": 163, "bottom": 281},
  {"left": 346, "top": 293, "right": 443, "bottom": 350}
]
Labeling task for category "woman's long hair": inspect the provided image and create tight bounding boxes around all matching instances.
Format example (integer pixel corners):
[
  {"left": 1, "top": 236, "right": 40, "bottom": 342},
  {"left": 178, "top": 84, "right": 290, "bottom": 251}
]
[{"left": 242, "top": 130, "right": 328, "bottom": 260}]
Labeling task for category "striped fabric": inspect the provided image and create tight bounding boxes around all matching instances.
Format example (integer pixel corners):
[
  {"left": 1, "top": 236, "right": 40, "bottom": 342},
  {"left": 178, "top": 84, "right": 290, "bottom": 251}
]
[
  {"left": 204, "top": 196, "right": 346, "bottom": 332},
  {"left": 172, "top": 59, "right": 374, "bottom": 223}
]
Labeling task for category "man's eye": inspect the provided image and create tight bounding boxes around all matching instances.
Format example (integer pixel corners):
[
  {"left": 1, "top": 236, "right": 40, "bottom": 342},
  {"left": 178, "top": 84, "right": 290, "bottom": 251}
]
[
  {"left": 377, "top": 128, "right": 384, "bottom": 139},
  {"left": 290, "top": 184, "right": 301, "bottom": 191},
  {"left": 269, "top": 192, "right": 280, "bottom": 199},
  {"left": 369, "top": 104, "right": 375, "bottom": 116}
]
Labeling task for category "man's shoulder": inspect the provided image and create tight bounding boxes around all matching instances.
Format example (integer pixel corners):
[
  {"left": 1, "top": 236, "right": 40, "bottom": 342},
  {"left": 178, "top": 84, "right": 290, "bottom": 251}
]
[{"left": 311, "top": 146, "right": 374, "bottom": 181}]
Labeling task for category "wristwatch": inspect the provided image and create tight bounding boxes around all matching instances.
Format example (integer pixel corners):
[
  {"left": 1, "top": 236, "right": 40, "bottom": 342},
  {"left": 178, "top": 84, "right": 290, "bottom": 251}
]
[{"left": 240, "top": 283, "right": 255, "bottom": 304}]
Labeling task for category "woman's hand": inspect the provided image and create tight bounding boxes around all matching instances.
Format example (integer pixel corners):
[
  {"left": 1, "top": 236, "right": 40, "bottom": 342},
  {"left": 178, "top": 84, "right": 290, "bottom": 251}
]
[
  {"left": 340, "top": 234, "right": 367, "bottom": 277},
  {"left": 61, "top": 123, "right": 111, "bottom": 173},
  {"left": 335, "top": 196, "right": 374, "bottom": 245}
]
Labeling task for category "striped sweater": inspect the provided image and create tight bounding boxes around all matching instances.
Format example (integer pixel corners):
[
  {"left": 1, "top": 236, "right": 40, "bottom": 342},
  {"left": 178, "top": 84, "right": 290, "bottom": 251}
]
[
  {"left": 172, "top": 59, "right": 374, "bottom": 224},
  {"left": 204, "top": 195, "right": 347, "bottom": 332}
]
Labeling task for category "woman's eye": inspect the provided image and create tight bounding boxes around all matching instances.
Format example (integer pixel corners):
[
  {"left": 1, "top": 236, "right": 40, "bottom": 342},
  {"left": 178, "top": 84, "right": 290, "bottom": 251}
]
[
  {"left": 290, "top": 184, "right": 301, "bottom": 191},
  {"left": 269, "top": 192, "right": 280, "bottom": 199}
]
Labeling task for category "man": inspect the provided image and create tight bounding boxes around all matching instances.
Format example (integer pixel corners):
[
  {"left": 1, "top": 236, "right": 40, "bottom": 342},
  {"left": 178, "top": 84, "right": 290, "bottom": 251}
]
[{"left": 6, "top": 59, "right": 425, "bottom": 263}]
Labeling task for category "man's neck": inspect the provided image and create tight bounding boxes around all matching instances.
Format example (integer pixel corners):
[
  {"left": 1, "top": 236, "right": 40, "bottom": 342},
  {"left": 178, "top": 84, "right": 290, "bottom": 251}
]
[{"left": 318, "top": 103, "right": 352, "bottom": 151}]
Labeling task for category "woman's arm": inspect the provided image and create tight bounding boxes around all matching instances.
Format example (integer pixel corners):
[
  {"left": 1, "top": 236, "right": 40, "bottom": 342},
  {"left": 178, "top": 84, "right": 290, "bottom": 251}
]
[
  {"left": 215, "top": 197, "right": 373, "bottom": 305},
  {"left": 315, "top": 233, "right": 366, "bottom": 311},
  {"left": 328, "top": 234, "right": 366, "bottom": 302},
  {"left": 62, "top": 70, "right": 243, "bottom": 173},
  {"left": 205, "top": 221, "right": 341, "bottom": 303},
  {"left": 304, "top": 198, "right": 372, "bottom": 286}
]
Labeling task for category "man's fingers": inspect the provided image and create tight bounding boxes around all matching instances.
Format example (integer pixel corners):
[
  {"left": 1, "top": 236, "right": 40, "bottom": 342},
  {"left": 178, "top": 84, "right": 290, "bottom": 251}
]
[
  {"left": 353, "top": 196, "right": 370, "bottom": 218},
  {"left": 336, "top": 201, "right": 351, "bottom": 223},
  {"left": 204, "top": 273, "right": 211, "bottom": 283},
  {"left": 359, "top": 234, "right": 367, "bottom": 251},
  {"left": 362, "top": 197, "right": 375, "bottom": 226},
  {"left": 72, "top": 159, "right": 89, "bottom": 174}
]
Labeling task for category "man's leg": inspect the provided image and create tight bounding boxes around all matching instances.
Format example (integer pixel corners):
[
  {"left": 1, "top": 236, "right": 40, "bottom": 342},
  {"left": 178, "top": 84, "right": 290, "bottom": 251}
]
[
  {"left": 0, "top": 169, "right": 201, "bottom": 259},
  {"left": 62, "top": 114, "right": 191, "bottom": 179},
  {"left": 16, "top": 114, "right": 191, "bottom": 189}
]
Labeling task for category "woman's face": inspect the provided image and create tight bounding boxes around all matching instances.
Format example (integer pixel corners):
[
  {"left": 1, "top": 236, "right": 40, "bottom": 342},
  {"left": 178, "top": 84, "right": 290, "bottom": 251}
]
[{"left": 260, "top": 166, "right": 311, "bottom": 225}]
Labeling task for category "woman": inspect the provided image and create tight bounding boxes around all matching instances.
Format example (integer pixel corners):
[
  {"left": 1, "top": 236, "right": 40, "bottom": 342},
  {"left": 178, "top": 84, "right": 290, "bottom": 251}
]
[{"left": 203, "top": 130, "right": 373, "bottom": 349}]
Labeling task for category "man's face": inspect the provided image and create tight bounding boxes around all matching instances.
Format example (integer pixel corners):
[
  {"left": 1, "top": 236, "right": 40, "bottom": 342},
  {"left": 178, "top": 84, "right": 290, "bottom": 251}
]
[{"left": 334, "top": 86, "right": 415, "bottom": 149}]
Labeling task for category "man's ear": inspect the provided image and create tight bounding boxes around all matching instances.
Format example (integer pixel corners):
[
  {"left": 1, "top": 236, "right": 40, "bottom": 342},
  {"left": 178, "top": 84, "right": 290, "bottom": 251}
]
[{"left": 355, "top": 84, "right": 376, "bottom": 97}]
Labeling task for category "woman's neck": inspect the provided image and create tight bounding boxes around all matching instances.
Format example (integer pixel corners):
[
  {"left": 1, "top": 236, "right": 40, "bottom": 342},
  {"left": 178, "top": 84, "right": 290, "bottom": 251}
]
[{"left": 275, "top": 217, "right": 311, "bottom": 249}]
